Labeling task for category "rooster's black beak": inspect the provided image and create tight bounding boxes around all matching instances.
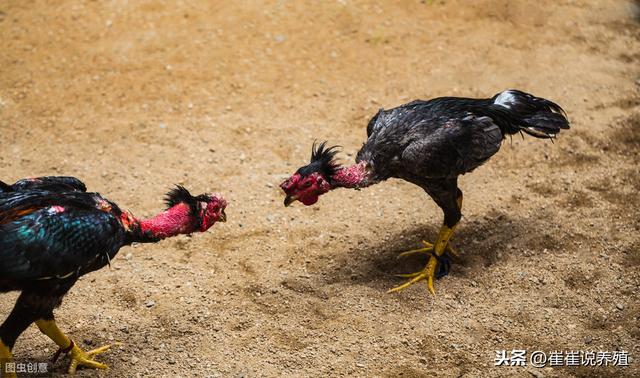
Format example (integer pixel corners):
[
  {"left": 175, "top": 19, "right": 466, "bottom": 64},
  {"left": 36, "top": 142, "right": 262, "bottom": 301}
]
[
  {"left": 284, "top": 195, "right": 297, "bottom": 207},
  {"left": 219, "top": 210, "right": 227, "bottom": 222}
]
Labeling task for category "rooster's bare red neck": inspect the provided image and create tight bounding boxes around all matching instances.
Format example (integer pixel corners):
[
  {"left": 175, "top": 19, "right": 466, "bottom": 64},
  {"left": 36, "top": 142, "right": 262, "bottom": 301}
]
[
  {"left": 330, "top": 161, "right": 371, "bottom": 189},
  {"left": 135, "top": 203, "right": 196, "bottom": 240}
]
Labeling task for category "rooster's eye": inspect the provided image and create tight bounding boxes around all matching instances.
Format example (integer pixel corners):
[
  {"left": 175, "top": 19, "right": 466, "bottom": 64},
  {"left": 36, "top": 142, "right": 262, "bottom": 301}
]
[{"left": 302, "top": 181, "right": 312, "bottom": 188}]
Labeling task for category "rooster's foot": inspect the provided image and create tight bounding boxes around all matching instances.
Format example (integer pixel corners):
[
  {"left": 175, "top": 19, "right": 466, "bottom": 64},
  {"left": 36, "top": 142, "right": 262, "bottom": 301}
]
[
  {"left": 36, "top": 318, "right": 115, "bottom": 375},
  {"left": 388, "top": 251, "right": 452, "bottom": 295},
  {"left": 389, "top": 224, "right": 457, "bottom": 295},
  {"left": 62, "top": 342, "right": 112, "bottom": 374}
]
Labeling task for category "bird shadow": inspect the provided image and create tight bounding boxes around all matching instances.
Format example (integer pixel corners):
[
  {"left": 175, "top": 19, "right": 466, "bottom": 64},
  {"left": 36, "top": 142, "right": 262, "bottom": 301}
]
[{"left": 320, "top": 209, "right": 562, "bottom": 290}]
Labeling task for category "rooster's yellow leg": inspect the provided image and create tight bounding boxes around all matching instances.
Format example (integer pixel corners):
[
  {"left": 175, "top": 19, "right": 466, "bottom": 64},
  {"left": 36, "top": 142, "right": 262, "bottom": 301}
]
[
  {"left": 35, "top": 319, "right": 111, "bottom": 374},
  {"left": 388, "top": 223, "right": 457, "bottom": 295},
  {"left": 396, "top": 193, "right": 462, "bottom": 260},
  {"left": 0, "top": 339, "right": 16, "bottom": 378}
]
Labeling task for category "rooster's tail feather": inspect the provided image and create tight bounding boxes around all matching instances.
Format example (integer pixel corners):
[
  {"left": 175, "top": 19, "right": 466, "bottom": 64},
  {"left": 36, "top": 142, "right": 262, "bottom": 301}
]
[{"left": 491, "top": 89, "right": 570, "bottom": 138}]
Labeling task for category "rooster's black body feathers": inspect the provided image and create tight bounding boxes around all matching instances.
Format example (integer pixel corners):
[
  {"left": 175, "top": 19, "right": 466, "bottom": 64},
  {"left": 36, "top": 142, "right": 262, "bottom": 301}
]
[
  {"left": 0, "top": 195, "right": 125, "bottom": 290},
  {"left": 359, "top": 90, "right": 569, "bottom": 182},
  {"left": 357, "top": 90, "right": 569, "bottom": 227},
  {"left": 0, "top": 176, "right": 87, "bottom": 194},
  {"left": 0, "top": 189, "right": 128, "bottom": 292}
]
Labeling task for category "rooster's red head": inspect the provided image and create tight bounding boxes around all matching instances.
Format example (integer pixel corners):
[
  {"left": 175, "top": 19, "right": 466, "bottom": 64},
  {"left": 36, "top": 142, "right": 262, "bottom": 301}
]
[
  {"left": 280, "top": 141, "right": 340, "bottom": 206},
  {"left": 164, "top": 185, "right": 227, "bottom": 231}
]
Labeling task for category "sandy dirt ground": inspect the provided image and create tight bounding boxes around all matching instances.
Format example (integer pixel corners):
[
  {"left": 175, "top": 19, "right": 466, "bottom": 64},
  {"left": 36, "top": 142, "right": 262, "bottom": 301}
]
[{"left": 1, "top": 0, "right": 639, "bottom": 377}]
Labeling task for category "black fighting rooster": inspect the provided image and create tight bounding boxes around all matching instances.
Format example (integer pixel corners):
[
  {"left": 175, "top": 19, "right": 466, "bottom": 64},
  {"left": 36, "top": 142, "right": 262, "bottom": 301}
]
[
  {"left": 281, "top": 90, "right": 569, "bottom": 294},
  {"left": 0, "top": 177, "right": 227, "bottom": 376}
]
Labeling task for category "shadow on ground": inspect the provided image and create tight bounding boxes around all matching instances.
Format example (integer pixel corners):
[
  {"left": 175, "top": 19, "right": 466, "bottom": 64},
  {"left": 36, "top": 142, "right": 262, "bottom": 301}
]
[{"left": 321, "top": 209, "right": 563, "bottom": 290}]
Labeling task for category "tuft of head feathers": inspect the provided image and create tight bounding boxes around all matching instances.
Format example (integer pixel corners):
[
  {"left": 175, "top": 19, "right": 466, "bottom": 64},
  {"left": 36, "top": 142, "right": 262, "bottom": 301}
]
[
  {"left": 164, "top": 185, "right": 222, "bottom": 227},
  {"left": 164, "top": 183, "right": 208, "bottom": 206},
  {"left": 164, "top": 185, "right": 197, "bottom": 209},
  {"left": 296, "top": 141, "right": 341, "bottom": 179},
  {"left": 165, "top": 183, "right": 214, "bottom": 205}
]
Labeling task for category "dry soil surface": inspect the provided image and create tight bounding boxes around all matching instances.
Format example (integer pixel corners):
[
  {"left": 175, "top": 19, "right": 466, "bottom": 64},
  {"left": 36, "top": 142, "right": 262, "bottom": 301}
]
[{"left": 1, "top": 1, "right": 639, "bottom": 377}]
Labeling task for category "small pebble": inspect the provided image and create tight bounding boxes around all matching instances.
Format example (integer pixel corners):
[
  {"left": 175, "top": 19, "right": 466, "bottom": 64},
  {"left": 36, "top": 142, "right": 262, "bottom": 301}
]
[{"left": 529, "top": 370, "right": 544, "bottom": 378}]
